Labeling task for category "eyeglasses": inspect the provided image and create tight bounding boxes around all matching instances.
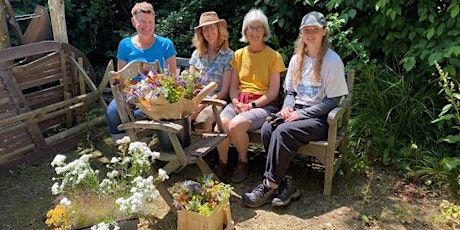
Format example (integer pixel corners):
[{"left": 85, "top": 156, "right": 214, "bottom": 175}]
[
  {"left": 202, "top": 24, "right": 217, "bottom": 32},
  {"left": 247, "top": 26, "right": 264, "bottom": 33},
  {"left": 301, "top": 28, "right": 322, "bottom": 35}
]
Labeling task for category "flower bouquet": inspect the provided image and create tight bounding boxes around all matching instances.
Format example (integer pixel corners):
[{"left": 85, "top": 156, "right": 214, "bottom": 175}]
[
  {"left": 119, "top": 65, "right": 217, "bottom": 120},
  {"left": 171, "top": 175, "right": 234, "bottom": 229},
  {"left": 45, "top": 137, "right": 169, "bottom": 229}
]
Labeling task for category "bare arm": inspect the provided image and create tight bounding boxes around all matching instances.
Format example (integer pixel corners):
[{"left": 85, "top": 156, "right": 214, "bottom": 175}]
[
  {"left": 166, "top": 56, "right": 177, "bottom": 75},
  {"left": 188, "top": 65, "right": 196, "bottom": 74},
  {"left": 212, "top": 69, "right": 232, "bottom": 100},
  {"left": 117, "top": 59, "right": 127, "bottom": 71},
  {"left": 229, "top": 68, "right": 240, "bottom": 104}
]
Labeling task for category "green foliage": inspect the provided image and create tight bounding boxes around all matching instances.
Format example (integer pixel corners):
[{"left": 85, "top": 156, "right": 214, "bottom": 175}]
[
  {"left": 351, "top": 65, "right": 440, "bottom": 166},
  {"left": 432, "top": 62, "right": 460, "bottom": 145},
  {"left": 326, "top": 0, "right": 460, "bottom": 79}
]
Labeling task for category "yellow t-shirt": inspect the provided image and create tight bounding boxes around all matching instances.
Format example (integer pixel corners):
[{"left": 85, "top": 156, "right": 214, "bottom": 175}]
[{"left": 231, "top": 46, "right": 285, "bottom": 95}]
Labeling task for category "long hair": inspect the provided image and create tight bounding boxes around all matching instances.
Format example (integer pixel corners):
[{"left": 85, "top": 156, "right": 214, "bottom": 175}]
[
  {"left": 292, "top": 28, "right": 330, "bottom": 86},
  {"left": 192, "top": 23, "right": 230, "bottom": 58}
]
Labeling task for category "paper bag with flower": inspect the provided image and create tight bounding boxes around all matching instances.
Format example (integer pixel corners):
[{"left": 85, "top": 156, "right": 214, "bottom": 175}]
[{"left": 120, "top": 65, "right": 217, "bottom": 120}]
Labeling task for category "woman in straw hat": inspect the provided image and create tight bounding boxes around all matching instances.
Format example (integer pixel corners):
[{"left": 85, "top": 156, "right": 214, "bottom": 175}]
[
  {"left": 243, "top": 11, "right": 348, "bottom": 208},
  {"left": 189, "top": 12, "right": 234, "bottom": 134},
  {"left": 215, "top": 8, "right": 285, "bottom": 183}
]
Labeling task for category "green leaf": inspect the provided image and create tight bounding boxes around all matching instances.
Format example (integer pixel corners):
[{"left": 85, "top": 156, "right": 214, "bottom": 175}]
[
  {"left": 441, "top": 135, "right": 460, "bottom": 144},
  {"left": 403, "top": 57, "right": 416, "bottom": 72},
  {"left": 279, "top": 18, "right": 284, "bottom": 28},
  {"left": 451, "top": 5, "right": 459, "bottom": 18},
  {"left": 432, "top": 114, "right": 455, "bottom": 123},
  {"left": 446, "top": 65, "right": 456, "bottom": 76},
  {"left": 441, "top": 158, "right": 460, "bottom": 170},
  {"left": 450, "top": 58, "right": 460, "bottom": 67},
  {"left": 451, "top": 46, "right": 460, "bottom": 56},
  {"left": 427, "top": 28, "right": 435, "bottom": 39},
  {"left": 348, "top": 8, "right": 357, "bottom": 18},
  {"left": 453, "top": 93, "right": 460, "bottom": 100},
  {"left": 441, "top": 104, "right": 453, "bottom": 116}
]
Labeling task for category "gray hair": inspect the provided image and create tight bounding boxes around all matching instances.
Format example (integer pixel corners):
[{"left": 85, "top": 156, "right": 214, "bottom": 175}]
[{"left": 239, "top": 8, "right": 271, "bottom": 43}]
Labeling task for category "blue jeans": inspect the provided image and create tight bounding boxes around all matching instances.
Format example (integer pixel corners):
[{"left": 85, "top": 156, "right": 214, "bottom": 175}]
[{"left": 106, "top": 100, "right": 143, "bottom": 134}]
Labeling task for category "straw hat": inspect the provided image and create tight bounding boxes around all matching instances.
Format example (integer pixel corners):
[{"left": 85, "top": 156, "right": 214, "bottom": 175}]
[{"left": 194, "top": 11, "right": 227, "bottom": 30}]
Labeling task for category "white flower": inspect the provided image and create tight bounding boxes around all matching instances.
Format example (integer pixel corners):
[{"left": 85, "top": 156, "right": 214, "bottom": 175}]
[
  {"left": 110, "top": 157, "right": 121, "bottom": 164},
  {"left": 60, "top": 197, "right": 72, "bottom": 206},
  {"left": 51, "top": 182, "right": 60, "bottom": 195},
  {"left": 116, "top": 136, "right": 131, "bottom": 145},
  {"left": 51, "top": 154, "right": 66, "bottom": 167},
  {"left": 158, "top": 169, "right": 169, "bottom": 181},
  {"left": 107, "top": 170, "right": 119, "bottom": 178},
  {"left": 91, "top": 222, "right": 110, "bottom": 230}
]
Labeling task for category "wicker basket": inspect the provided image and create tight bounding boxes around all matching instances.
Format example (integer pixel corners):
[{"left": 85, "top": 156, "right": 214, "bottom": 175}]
[{"left": 136, "top": 82, "right": 217, "bottom": 120}]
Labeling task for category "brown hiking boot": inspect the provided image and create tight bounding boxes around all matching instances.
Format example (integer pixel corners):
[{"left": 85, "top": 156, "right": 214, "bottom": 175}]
[
  {"left": 214, "top": 161, "right": 227, "bottom": 180},
  {"left": 231, "top": 161, "right": 249, "bottom": 183}
]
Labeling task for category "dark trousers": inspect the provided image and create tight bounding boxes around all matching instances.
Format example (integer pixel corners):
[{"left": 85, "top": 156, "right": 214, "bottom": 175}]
[{"left": 261, "top": 116, "right": 328, "bottom": 184}]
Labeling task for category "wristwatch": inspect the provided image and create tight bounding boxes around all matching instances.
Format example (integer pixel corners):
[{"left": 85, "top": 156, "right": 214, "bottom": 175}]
[{"left": 251, "top": 102, "right": 257, "bottom": 108}]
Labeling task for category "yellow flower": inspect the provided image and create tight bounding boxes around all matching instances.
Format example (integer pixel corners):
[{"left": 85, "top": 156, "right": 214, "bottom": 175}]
[{"left": 45, "top": 204, "right": 70, "bottom": 229}]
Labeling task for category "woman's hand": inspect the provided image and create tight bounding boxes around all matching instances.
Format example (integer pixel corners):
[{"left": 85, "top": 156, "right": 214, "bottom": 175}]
[
  {"left": 284, "top": 111, "right": 300, "bottom": 122},
  {"left": 279, "top": 107, "right": 293, "bottom": 119},
  {"left": 279, "top": 107, "right": 299, "bottom": 122},
  {"left": 190, "top": 104, "right": 205, "bottom": 120}
]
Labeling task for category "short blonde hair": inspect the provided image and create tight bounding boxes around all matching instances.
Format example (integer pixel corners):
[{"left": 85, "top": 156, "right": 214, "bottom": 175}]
[
  {"left": 239, "top": 8, "right": 271, "bottom": 43},
  {"left": 131, "top": 2, "right": 155, "bottom": 17}
]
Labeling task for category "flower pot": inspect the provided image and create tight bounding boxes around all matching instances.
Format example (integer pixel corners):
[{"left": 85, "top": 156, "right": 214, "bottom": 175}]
[
  {"left": 156, "top": 116, "right": 191, "bottom": 151},
  {"left": 177, "top": 198, "right": 233, "bottom": 230}
]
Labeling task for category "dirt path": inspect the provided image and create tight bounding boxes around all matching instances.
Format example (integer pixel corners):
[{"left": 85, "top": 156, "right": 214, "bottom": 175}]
[{"left": 0, "top": 132, "right": 455, "bottom": 230}]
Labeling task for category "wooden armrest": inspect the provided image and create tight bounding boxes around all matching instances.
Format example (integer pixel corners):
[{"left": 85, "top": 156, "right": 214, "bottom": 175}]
[
  {"left": 327, "top": 98, "right": 350, "bottom": 125},
  {"left": 201, "top": 98, "right": 227, "bottom": 107},
  {"left": 118, "top": 120, "right": 184, "bottom": 133}
]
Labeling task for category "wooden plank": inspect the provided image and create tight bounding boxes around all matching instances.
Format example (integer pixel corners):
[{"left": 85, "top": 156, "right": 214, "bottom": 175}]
[
  {"left": 12, "top": 53, "right": 62, "bottom": 90},
  {"left": 0, "top": 115, "right": 105, "bottom": 173},
  {"left": 0, "top": 128, "right": 34, "bottom": 154},
  {"left": 0, "top": 41, "right": 62, "bottom": 61},
  {"left": 0, "top": 91, "right": 99, "bottom": 127},
  {"left": 0, "top": 0, "right": 11, "bottom": 51},
  {"left": 24, "top": 85, "right": 64, "bottom": 109},
  {"left": 48, "top": 0, "right": 69, "bottom": 43},
  {"left": 11, "top": 51, "right": 59, "bottom": 74},
  {"left": 0, "top": 63, "right": 47, "bottom": 150}
]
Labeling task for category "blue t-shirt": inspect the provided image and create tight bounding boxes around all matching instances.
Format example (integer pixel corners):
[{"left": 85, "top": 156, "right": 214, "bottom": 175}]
[{"left": 117, "top": 35, "right": 177, "bottom": 70}]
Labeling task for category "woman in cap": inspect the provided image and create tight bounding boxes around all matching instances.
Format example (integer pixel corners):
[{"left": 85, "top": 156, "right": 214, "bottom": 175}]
[
  {"left": 215, "top": 8, "right": 285, "bottom": 183},
  {"left": 242, "top": 11, "right": 349, "bottom": 208},
  {"left": 189, "top": 11, "right": 234, "bottom": 133}
]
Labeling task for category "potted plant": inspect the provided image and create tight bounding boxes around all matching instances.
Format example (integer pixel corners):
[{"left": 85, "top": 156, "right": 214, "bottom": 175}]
[
  {"left": 171, "top": 175, "right": 234, "bottom": 230},
  {"left": 45, "top": 136, "right": 169, "bottom": 229}
]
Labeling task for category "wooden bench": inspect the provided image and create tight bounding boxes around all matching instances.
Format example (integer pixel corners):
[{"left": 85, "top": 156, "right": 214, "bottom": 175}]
[{"left": 175, "top": 56, "right": 355, "bottom": 196}]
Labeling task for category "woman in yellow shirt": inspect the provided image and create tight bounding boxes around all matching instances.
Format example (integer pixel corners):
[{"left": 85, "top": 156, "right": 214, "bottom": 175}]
[{"left": 214, "top": 8, "right": 285, "bottom": 183}]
